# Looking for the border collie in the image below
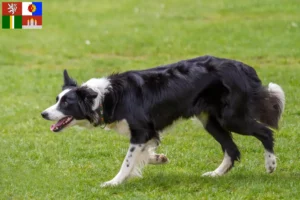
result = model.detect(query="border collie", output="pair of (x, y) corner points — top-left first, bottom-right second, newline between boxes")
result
(41, 55), (285, 187)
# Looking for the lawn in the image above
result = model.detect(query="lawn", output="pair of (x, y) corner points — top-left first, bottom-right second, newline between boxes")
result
(1, 0), (300, 199)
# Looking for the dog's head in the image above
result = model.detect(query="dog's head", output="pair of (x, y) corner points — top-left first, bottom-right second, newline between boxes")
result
(41, 70), (100, 132)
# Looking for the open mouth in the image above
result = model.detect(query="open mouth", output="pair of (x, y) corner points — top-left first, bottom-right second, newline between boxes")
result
(50, 116), (74, 132)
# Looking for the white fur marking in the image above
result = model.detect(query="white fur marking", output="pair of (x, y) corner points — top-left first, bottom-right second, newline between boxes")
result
(265, 151), (276, 173)
(43, 89), (71, 120)
(81, 78), (111, 110)
(101, 144), (147, 187)
(202, 151), (232, 177)
(268, 82), (285, 112)
(148, 153), (169, 165)
(101, 140), (158, 187)
(101, 144), (143, 187)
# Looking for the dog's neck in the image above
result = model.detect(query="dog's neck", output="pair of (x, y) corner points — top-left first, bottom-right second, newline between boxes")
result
(81, 77), (111, 126)
(81, 77), (111, 111)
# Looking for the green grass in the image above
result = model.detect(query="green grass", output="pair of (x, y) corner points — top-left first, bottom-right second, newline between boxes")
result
(1, 0), (300, 199)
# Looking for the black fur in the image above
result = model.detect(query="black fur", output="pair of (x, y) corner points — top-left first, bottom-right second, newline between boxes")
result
(76, 87), (100, 125)
(63, 70), (77, 90)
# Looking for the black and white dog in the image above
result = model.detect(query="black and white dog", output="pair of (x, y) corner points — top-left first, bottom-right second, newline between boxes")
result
(41, 55), (285, 187)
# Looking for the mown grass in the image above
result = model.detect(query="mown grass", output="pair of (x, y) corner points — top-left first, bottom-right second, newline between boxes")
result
(1, 0), (300, 199)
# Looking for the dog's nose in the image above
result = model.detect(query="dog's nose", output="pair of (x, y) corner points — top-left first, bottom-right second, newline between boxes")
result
(41, 112), (49, 119)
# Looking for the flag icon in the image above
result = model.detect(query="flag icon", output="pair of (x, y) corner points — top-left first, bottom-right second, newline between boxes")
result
(22, 2), (42, 16)
(2, 2), (22, 15)
(2, 15), (22, 29)
(2, 2), (42, 29)
(22, 16), (42, 29)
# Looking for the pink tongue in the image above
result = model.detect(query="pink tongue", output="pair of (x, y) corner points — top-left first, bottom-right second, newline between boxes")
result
(50, 118), (66, 131)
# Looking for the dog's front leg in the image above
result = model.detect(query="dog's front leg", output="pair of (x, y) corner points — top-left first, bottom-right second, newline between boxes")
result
(101, 143), (147, 187)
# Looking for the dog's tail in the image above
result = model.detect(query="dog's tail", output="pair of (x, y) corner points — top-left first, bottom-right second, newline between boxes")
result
(256, 83), (285, 129)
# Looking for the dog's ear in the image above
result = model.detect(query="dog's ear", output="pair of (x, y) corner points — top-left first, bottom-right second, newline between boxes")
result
(76, 87), (99, 125)
(76, 87), (98, 101)
(62, 69), (77, 90)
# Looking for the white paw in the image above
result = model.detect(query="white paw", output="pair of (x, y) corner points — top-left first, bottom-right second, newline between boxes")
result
(149, 154), (169, 165)
(202, 171), (221, 177)
(100, 180), (122, 187)
(265, 152), (277, 173)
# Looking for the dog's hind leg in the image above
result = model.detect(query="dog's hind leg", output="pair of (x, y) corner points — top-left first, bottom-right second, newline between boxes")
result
(198, 114), (240, 177)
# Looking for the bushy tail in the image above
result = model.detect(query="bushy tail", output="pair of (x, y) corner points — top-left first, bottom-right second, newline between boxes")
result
(268, 82), (285, 114)
(257, 83), (285, 129)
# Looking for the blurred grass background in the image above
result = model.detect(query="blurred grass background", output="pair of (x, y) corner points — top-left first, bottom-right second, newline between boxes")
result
(1, 0), (300, 199)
